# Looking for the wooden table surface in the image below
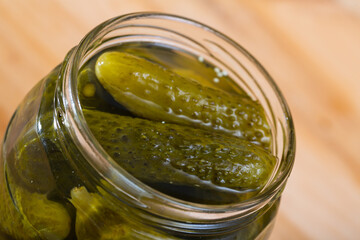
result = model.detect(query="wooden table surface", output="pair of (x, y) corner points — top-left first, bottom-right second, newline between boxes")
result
(1, 0), (360, 239)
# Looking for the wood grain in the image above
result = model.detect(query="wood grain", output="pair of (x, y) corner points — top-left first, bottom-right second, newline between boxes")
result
(1, 0), (359, 239)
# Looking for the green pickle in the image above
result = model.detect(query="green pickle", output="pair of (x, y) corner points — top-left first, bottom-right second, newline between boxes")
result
(112, 43), (245, 95)
(0, 157), (71, 240)
(95, 51), (271, 149)
(0, 44), (278, 239)
(70, 186), (174, 240)
(84, 109), (276, 203)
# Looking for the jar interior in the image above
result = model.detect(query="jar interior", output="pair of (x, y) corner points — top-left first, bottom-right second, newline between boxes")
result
(64, 13), (295, 222)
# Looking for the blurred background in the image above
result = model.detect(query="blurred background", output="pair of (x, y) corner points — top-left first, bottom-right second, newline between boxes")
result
(0, 0), (359, 239)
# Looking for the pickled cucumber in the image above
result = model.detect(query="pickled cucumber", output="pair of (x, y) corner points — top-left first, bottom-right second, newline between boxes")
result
(70, 186), (175, 240)
(95, 51), (271, 149)
(0, 174), (71, 240)
(70, 186), (131, 240)
(111, 42), (244, 94)
(84, 110), (276, 196)
(7, 137), (55, 193)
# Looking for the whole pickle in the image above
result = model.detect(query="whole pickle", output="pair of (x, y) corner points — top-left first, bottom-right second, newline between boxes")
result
(95, 52), (271, 149)
(0, 174), (71, 240)
(70, 186), (175, 240)
(84, 110), (276, 196)
(113, 43), (244, 95)
(7, 136), (56, 193)
(70, 186), (131, 240)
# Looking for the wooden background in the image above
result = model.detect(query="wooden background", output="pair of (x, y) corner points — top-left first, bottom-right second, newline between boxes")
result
(1, 0), (360, 239)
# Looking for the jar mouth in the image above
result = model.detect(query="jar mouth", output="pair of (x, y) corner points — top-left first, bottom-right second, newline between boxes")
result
(62, 12), (296, 221)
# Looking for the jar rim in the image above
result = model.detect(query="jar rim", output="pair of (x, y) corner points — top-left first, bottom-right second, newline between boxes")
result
(62, 12), (296, 221)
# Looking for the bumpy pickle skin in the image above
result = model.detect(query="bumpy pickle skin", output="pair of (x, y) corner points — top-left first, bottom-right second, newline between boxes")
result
(113, 43), (245, 95)
(70, 186), (175, 240)
(95, 51), (271, 149)
(84, 110), (276, 194)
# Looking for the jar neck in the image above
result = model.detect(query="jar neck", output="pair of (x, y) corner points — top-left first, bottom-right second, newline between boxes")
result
(55, 12), (295, 231)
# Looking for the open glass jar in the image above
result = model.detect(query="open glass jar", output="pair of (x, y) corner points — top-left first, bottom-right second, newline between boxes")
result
(0, 13), (295, 240)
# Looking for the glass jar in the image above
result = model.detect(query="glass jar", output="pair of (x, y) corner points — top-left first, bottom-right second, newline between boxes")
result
(0, 13), (295, 240)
